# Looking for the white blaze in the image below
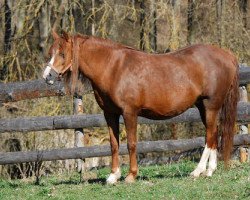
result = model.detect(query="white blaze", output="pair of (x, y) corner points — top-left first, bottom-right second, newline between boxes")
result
(43, 55), (55, 79)
(43, 66), (51, 79)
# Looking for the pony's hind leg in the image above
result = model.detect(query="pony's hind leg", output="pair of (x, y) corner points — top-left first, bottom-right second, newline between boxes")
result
(191, 102), (219, 177)
(104, 112), (121, 184)
(204, 109), (219, 177)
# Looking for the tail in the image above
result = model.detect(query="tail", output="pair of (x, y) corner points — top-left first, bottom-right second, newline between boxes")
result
(219, 63), (239, 166)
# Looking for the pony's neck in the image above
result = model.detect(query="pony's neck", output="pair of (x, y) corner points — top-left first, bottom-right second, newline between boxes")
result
(78, 37), (116, 84)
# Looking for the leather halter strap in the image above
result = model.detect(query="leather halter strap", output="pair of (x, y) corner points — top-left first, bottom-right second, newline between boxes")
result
(48, 61), (72, 76)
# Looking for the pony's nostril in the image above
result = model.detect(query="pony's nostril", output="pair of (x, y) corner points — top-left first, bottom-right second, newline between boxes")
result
(49, 73), (52, 77)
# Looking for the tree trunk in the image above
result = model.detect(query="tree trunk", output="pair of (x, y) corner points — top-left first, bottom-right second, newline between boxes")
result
(91, 0), (95, 35)
(239, 0), (248, 28)
(108, 0), (140, 47)
(61, 0), (69, 31)
(71, 0), (85, 34)
(139, 0), (146, 50)
(170, 0), (181, 50)
(187, 0), (195, 44)
(149, 0), (157, 52)
(38, 1), (50, 56)
(1, 0), (12, 81)
(52, 0), (67, 31)
(247, 0), (250, 29)
(216, 0), (223, 46)
(139, 0), (157, 52)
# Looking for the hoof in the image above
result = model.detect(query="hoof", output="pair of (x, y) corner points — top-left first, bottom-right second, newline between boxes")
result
(204, 169), (215, 177)
(190, 168), (206, 178)
(125, 174), (136, 184)
(106, 169), (121, 185)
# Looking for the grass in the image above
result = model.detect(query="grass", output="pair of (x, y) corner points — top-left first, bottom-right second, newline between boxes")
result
(0, 161), (249, 200)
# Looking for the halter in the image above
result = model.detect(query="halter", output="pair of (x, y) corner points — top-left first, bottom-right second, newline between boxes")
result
(47, 61), (72, 77)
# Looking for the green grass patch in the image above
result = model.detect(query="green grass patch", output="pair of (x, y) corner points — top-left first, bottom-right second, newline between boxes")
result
(0, 161), (249, 200)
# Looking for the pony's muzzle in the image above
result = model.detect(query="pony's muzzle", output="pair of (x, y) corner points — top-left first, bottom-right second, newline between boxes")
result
(45, 75), (54, 85)
(43, 66), (58, 85)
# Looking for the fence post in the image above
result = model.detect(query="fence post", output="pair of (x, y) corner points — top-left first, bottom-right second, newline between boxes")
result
(73, 93), (85, 173)
(239, 86), (249, 162)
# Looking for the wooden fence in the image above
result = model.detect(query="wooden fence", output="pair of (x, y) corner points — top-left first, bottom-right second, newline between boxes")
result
(0, 66), (250, 165)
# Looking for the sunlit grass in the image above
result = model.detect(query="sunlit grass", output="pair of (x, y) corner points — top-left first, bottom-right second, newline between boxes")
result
(0, 161), (249, 200)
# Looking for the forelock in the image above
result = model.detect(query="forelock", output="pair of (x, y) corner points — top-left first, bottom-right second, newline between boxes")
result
(49, 38), (68, 55)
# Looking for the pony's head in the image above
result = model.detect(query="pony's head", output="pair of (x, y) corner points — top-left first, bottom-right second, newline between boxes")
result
(43, 30), (73, 85)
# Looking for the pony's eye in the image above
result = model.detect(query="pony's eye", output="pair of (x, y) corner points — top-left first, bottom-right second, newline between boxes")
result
(59, 52), (64, 58)
(47, 56), (52, 62)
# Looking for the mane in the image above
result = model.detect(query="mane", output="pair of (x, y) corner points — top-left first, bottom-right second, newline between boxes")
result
(64, 34), (90, 95)
(88, 36), (139, 52)
(73, 33), (89, 41)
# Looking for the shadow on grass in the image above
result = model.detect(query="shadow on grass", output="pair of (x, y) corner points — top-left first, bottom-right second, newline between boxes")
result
(153, 172), (190, 179)
(87, 178), (106, 185)
(49, 168), (193, 186)
(51, 177), (107, 186)
(136, 171), (191, 181)
(30, 161), (197, 187)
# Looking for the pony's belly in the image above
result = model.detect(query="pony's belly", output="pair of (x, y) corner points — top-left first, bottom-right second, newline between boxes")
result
(139, 107), (188, 120)
(139, 94), (198, 120)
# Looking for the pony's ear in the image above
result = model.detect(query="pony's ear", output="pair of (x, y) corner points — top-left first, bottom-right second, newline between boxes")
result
(52, 29), (60, 40)
(62, 30), (70, 42)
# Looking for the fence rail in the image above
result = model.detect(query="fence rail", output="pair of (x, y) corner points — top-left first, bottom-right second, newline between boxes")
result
(1, 134), (249, 165)
(0, 66), (249, 105)
(0, 79), (66, 106)
(0, 102), (249, 133)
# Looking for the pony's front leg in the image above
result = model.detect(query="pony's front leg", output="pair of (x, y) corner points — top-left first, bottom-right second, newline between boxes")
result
(123, 110), (138, 183)
(104, 112), (121, 184)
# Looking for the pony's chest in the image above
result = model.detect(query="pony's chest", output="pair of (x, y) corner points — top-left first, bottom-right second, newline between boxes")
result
(93, 89), (121, 113)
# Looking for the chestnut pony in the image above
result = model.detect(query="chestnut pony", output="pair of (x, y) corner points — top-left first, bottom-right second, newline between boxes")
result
(43, 31), (239, 184)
